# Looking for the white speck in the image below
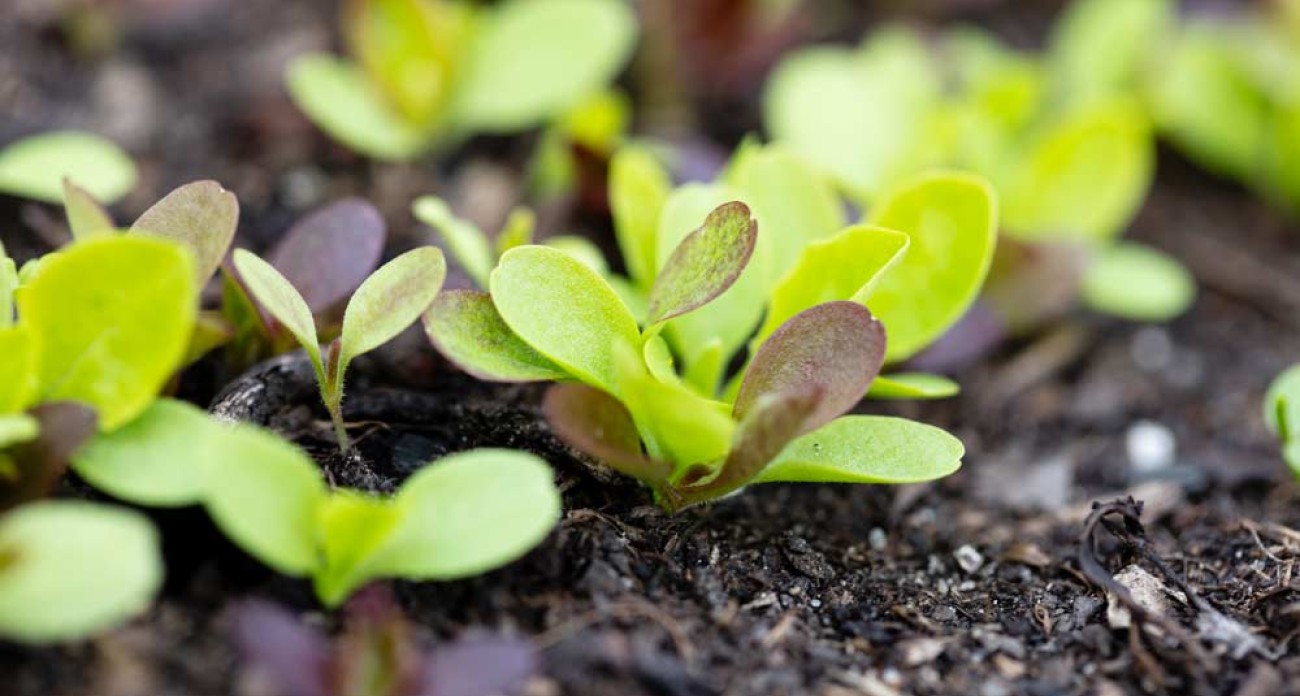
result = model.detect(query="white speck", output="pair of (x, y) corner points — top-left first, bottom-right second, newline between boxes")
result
(1126, 420), (1176, 474)
(868, 527), (888, 551)
(954, 545), (983, 574)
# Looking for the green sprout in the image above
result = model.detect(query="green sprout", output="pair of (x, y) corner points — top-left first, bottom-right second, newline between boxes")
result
(232, 246), (446, 451)
(762, 3), (1194, 327)
(286, 0), (637, 160)
(0, 131), (137, 204)
(1266, 365), (1300, 476)
(0, 500), (162, 644)
(425, 165), (996, 509)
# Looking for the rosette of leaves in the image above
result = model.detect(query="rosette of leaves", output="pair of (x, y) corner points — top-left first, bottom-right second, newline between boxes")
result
(233, 586), (537, 696)
(0, 131), (136, 204)
(76, 403), (560, 606)
(762, 3), (1194, 327)
(286, 0), (637, 160)
(425, 194), (984, 510)
(0, 501), (163, 644)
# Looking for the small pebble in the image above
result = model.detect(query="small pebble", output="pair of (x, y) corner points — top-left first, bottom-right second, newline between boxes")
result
(954, 544), (984, 574)
(1126, 420), (1177, 474)
(932, 605), (957, 622)
(868, 527), (888, 551)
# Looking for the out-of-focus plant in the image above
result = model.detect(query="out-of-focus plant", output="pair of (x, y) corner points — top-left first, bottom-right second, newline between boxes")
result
(286, 0), (637, 161)
(233, 586), (537, 696)
(763, 0), (1194, 329)
(1266, 364), (1300, 475)
(0, 132), (136, 204)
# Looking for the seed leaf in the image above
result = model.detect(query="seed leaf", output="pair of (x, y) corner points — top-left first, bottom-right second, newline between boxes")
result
(423, 290), (567, 382)
(268, 198), (386, 315)
(62, 179), (115, 240)
(489, 245), (640, 392)
(866, 172), (998, 362)
(0, 501), (161, 644)
(131, 181), (239, 284)
(542, 383), (671, 483)
(413, 196), (494, 288)
(19, 236), (197, 431)
(285, 54), (428, 161)
(232, 249), (322, 370)
(867, 373), (960, 400)
(646, 202), (757, 327)
(339, 246), (446, 367)
(1080, 241), (1194, 321)
(609, 145), (670, 289)
(0, 131), (137, 204)
(755, 415), (964, 484)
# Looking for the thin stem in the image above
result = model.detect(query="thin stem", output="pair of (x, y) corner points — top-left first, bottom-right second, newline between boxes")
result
(327, 396), (350, 454)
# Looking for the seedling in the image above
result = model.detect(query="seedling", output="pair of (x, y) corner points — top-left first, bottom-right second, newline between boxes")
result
(286, 0), (637, 160)
(762, 5), (1194, 327)
(1266, 365), (1300, 475)
(0, 131), (136, 204)
(0, 500), (162, 644)
(426, 198), (977, 510)
(233, 246), (446, 451)
(233, 586), (536, 696)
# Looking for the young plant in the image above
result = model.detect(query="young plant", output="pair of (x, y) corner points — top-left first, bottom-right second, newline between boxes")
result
(286, 0), (637, 160)
(1266, 365), (1300, 476)
(425, 197), (979, 510)
(762, 6), (1194, 329)
(0, 500), (162, 644)
(233, 586), (537, 696)
(0, 131), (136, 204)
(232, 246), (446, 451)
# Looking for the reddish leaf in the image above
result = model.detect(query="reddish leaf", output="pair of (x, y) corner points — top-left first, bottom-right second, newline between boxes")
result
(734, 301), (885, 434)
(0, 403), (98, 512)
(268, 199), (386, 316)
(542, 384), (671, 484)
(646, 201), (757, 325)
(232, 600), (332, 696)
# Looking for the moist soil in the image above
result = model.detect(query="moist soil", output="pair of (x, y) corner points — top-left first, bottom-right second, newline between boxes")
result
(4, 1), (1300, 695)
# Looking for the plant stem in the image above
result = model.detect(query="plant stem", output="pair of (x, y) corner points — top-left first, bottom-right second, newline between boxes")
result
(326, 393), (349, 454)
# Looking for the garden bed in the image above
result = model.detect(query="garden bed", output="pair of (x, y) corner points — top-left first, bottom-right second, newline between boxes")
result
(4, 0), (1300, 694)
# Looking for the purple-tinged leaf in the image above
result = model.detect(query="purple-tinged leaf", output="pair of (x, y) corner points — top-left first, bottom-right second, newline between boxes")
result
(232, 600), (331, 696)
(62, 179), (114, 240)
(131, 180), (239, 285)
(542, 384), (671, 484)
(0, 403), (98, 512)
(332, 584), (422, 696)
(645, 201), (756, 326)
(734, 301), (885, 433)
(423, 290), (566, 383)
(422, 634), (538, 696)
(269, 199), (386, 316)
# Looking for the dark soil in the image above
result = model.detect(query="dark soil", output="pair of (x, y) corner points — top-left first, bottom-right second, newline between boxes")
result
(5, 1), (1300, 695)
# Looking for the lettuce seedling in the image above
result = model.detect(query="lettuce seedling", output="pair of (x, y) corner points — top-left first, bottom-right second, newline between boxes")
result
(234, 586), (536, 696)
(286, 0), (637, 160)
(233, 246), (446, 451)
(0, 131), (136, 204)
(426, 200), (970, 510)
(0, 500), (162, 644)
(762, 8), (1194, 327)
(1266, 365), (1300, 476)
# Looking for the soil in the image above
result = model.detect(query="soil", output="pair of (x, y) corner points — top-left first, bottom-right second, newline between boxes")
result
(4, 1), (1300, 695)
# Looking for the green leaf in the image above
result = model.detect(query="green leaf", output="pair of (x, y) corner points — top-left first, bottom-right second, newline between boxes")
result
(642, 334), (680, 386)
(866, 172), (998, 363)
(203, 425), (326, 576)
(314, 491), (402, 607)
(615, 355), (735, 469)
(1002, 99), (1153, 243)
(19, 236), (197, 431)
(544, 235), (609, 275)
(735, 302), (885, 433)
(451, 0), (637, 132)
(610, 145), (671, 289)
(423, 290), (567, 382)
(0, 326), (38, 414)
(1266, 364), (1300, 444)
(1, 244), (16, 328)
(285, 54), (429, 161)
(755, 416), (964, 484)
(763, 29), (943, 201)
(495, 207), (536, 256)
(339, 246), (446, 367)
(1080, 241), (1195, 321)
(542, 384), (671, 483)
(412, 196), (494, 288)
(367, 449), (560, 580)
(130, 181), (240, 285)
(232, 249), (322, 372)
(727, 144), (846, 286)
(62, 179), (115, 240)
(0, 414), (39, 450)
(647, 202), (757, 326)
(1047, 0), (1172, 109)
(867, 373), (960, 400)
(756, 225), (909, 346)
(490, 245), (640, 393)
(0, 132), (136, 204)
(72, 399), (218, 506)
(0, 501), (161, 644)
